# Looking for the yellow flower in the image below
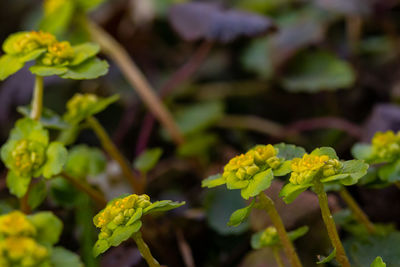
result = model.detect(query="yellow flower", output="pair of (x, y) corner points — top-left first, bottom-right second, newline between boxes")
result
(0, 236), (49, 266)
(0, 211), (36, 238)
(12, 31), (56, 54)
(94, 194), (151, 234)
(64, 93), (99, 123)
(11, 139), (46, 177)
(41, 41), (74, 66)
(289, 154), (342, 184)
(260, 226), (278, 245)
(371, 130), (400, 160)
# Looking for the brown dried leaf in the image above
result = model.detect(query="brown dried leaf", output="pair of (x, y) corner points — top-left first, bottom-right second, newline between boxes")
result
(168, 2), (276, 43)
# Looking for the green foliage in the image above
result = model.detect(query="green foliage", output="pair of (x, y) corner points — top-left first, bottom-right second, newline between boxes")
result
(0, 118), (68, 197)
(371, 257), (387, 267)
(316, 249), (336, 264)
(64, 93), (119, 125)
(134, 148), (163, 174)
(251, 226), (308, 249)
(28, 180), (47, 210)
(64, 145), (106, 178)
(93, 194), (185, 256)
(0, 31), (108, 80)
(227, 198), (255, 227)
(17, 106), (69, 130)
(51, 247), (84, 267)
(281, 50), (355, 93)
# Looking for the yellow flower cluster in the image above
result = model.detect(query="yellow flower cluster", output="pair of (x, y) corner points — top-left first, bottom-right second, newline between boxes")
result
(260, 226), (278, 245)
(42, 41), (74, 66)
(223, 145), (280, 181)
(11, 139), (46, 177)
(12, 31), (56, 54)
(0, 237), (49, 267)
(290, 154), (342, 184)
(64, 93), (98, 122)
(0, 212), (50, 267)
(0, 211), (36, 238)
(371, 130), (400, 160)
(94, 194), (151, 239)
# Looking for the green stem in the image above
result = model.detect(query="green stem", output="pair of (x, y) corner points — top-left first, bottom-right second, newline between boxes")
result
(272, 247), (285, 267)
(339, 187), (375, 234)
(314, 180), (350, 267)
(60, 172), (107, 208)
(258, 193), (303, 267)
(132, 231), (161, 267)
(31, 76), (44, 121)
(86, 116), (143, 193)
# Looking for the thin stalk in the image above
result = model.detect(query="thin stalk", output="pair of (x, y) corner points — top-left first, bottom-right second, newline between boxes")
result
(31, 76), (44, 121)
(339, 187), (376, 234)
(21, 76), (44, 213)
(132, 231), (161, 267)
(86, 116), (143, 193)
(258, 193), (303, 267)
(272, 247), (285, 267)
(61, 172), (107, 208)
(87, 21), (184, 146)
(314, 180), (350, 267)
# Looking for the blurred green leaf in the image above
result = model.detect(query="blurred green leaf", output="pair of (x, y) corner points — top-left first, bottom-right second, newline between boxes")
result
(281, 50), (355, 93)
(0, 55), (24, 81)
(17, 106), (69, 130)
(134, 148), (163, 174)
(42, 142), (68, 178)
(51, 247), (84, 267)
(227, 198), (255, 227)
(371, 257), (387, 267)
(274, 143), (306, 160)
(29, 212), (63, 245)
(143, 200), (185, 214)
(352, 143), (373, 161)
(241, 37), (273, 79)
(60, 58), (109, 80)
(28, 180), (47, 210)
(317, 248), (336, 264)
(40, 0), (75, 35)
(279, 182), (312, 204)
(202, 174), (226, 188)
(65, 145), (106, 178)
(241, 168), (274, 199)
(6, 171), (31, 198)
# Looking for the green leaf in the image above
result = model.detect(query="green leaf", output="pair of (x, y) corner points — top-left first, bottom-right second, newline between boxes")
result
(65, 145), (106, 178)
(279, 183), (312, 204)
(125, 208), (143, 226)
(30, 65), (68, 77)
(40, 0), (75, 35)
(345, 231), (400, 267)
(227, 198), (255, 227)
(29, 212), (63, 245)
(371, 257), (387, 267)
(9, 118), (49, 145)
(93, 239), (109, 257)
(378, 160), (400, 183)
(241, 37), (273, 79)
(51, 247), (83, 267)
(134, 148), (163, 173)
(317, 248), (336, 264)
(282, 50), (355, 93)
(108, 220), (142, 247)
(352, 143), (373, 161)
(42, 142), (68, 178)
(0, 55), (24, 80)
(241, 168), (274, 199)
(17, 106), (69, 130)
(60, 58), (109, 80)
(177, 132), (218, 157)
(251, 230), (267, 249)
(1, 140), (18, 169)
(71, 43), (100, 66)
(77, 0), (105, 10)
(28, 180), (47, 210)
(340, 160), (369, 185)
(18, 48), (47, 63)
(6, 171), (31, 197)
(205, 187), (249, 235)
(143, 200), (185, 214)
(226, 174), (249, 190)
(172, 101), (224, 137)
(288, 225), (309, 241)
(274, 143), (306, 160)
(89, 94), (120, 117)
(273, 160), (292, 176)
(310, 147), (338, 159)
(3, 32), (28, 54)
(202, 174), (226, 188)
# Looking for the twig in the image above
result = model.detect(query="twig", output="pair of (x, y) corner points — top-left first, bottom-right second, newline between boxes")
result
(60, 172), (107, 208)
(87, 20), (184, 146)
(176, 229), (196, 267)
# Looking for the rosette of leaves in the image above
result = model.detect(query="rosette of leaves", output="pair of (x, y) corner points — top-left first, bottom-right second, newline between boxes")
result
(0, 30), (108, 81)
(352, 130), (400, 184)
(0, 211), (83, 267)
(41, 0), (105, 36)
(93, 194), (185, 257)
(280, 147), (369, 204)
(251, 226), (308, 249)
(0, 118), (68, 197)
(63, 93), (119, 125)
(202, 143), (306, 200)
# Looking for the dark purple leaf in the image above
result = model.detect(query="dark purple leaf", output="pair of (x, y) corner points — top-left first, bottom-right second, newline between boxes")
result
(168, 2), (276, 43)
(362, 104), (400, 142)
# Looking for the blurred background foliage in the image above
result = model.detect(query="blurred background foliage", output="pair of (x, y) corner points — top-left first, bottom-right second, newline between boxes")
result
(2, 0), (400, 266)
